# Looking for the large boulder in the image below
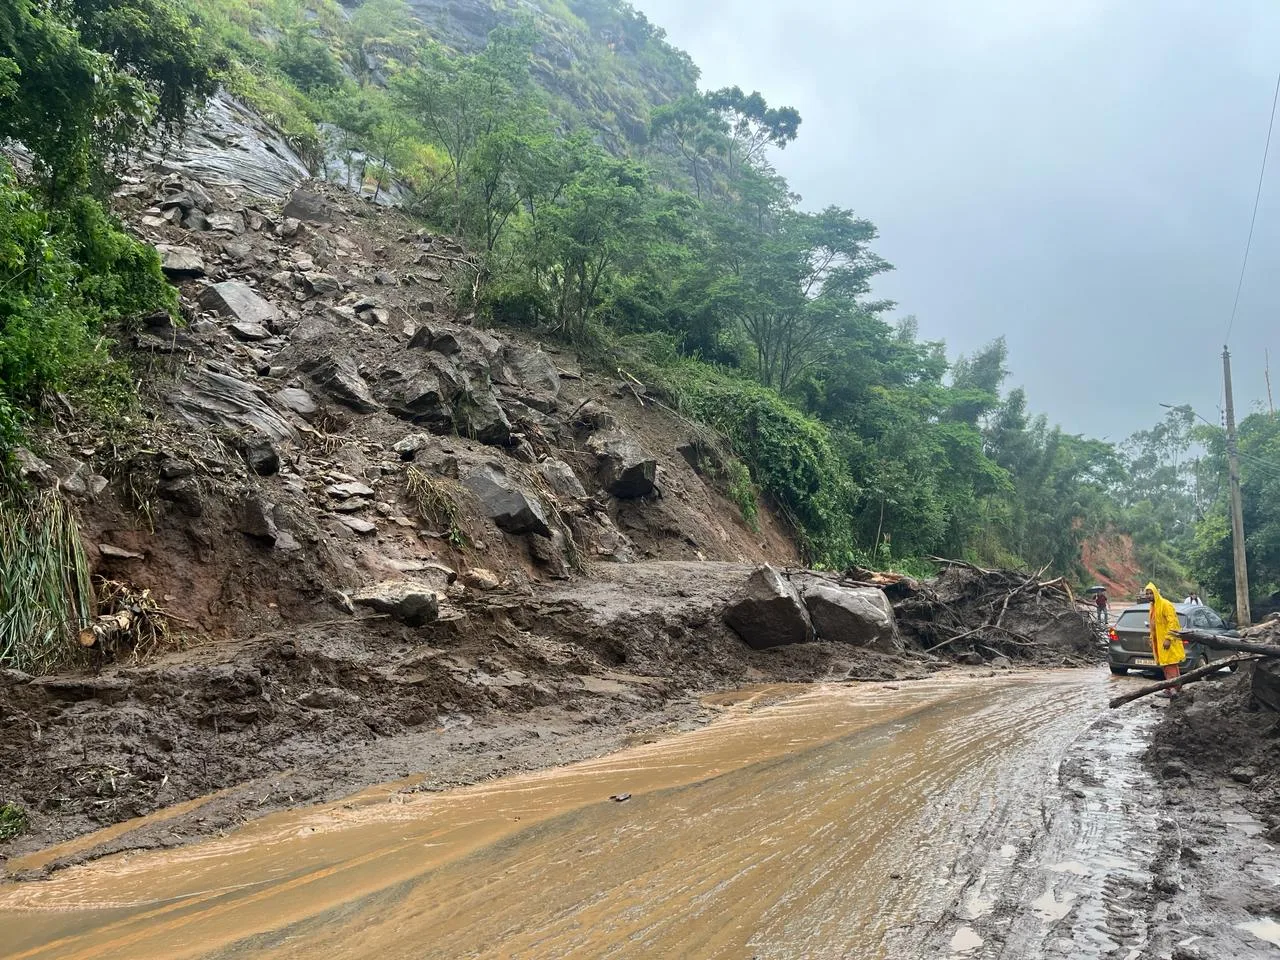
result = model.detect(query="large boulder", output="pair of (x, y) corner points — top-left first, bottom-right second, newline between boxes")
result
(155, 244), (206, 278)
(455, 386), (512, 446)
(505, 345), (561, 404)
(802, 582), (903, 652)
(463, 464), (551, 537)
(199, 281), (279, 330)
(301, 356), (379, 413)
(283, 188), (333, 223)
(589, 433), (657, 499)
(538, 459), (586, 499)
(351, 581), (439, 626)
(724, 565), (814, 650)
(167, 368), (299, 445)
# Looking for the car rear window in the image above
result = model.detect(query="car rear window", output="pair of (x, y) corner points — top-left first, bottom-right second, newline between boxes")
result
(1115, 609), (1188, 628)
(1115, 610), (1148, 628)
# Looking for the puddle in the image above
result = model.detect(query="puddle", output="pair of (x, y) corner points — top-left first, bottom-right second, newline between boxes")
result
(950, 925), (985, 954)
(1032, 889), (1076, 922)
(1239, 917), (1280, 947)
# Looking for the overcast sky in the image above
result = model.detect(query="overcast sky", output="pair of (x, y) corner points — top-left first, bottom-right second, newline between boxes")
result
(631, 0), (1280, 440)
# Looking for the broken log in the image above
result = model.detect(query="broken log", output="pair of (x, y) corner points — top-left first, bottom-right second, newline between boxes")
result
(1108, 655), (1259, 708)
(1176, 630), (1280, 659)
(78, 610), (136, 648)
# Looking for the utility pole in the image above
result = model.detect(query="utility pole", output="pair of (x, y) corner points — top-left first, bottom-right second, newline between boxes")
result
(1223, 345), (1252, 626)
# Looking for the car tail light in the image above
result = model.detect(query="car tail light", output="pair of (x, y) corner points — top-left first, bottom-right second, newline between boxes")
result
(1108, 628), (1118, 642)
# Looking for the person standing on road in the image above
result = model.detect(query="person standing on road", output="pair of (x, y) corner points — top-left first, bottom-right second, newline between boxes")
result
(1142, 582), (1184, 696)
(1094, 589), (1109, 625)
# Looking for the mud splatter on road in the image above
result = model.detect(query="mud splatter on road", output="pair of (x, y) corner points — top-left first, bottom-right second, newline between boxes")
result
(0, 670), (1269, 959)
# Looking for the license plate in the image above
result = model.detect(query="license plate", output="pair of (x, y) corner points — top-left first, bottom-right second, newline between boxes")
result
(1132, 658), (1156, 667)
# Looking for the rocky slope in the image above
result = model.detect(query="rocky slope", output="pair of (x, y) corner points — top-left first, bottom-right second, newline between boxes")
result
(0, 95), (1098, 872)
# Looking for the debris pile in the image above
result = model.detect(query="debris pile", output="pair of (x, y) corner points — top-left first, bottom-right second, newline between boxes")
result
(851, 561), (1102, 666)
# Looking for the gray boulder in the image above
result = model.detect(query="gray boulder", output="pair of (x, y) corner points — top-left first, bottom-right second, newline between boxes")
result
(463, 464), (551, 537)
(155, 244), (206, 278)
(302, 356), (379, 413)
(506, 345), (561, 400)
(199, 281), (279, 330)
(802, 582), (903, 652)
(274, 387), (318, 420)
(351, 581), (439, 626)
(724, 565), (815, 650)
(239, 494), (279, 542)
(538, 459), (586, 499)
(455, 386), (511, 446)
(283, 188), (333, 223)
(589, 433), (657, 499)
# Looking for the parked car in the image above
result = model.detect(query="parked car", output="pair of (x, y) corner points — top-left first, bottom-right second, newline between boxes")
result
(1107, 602), (1238, 676)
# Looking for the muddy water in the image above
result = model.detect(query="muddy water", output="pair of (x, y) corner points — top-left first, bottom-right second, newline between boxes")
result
(2, 671), (1129, 959)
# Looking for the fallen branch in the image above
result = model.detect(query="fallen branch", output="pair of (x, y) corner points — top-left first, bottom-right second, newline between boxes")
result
(1177, 630), (1280, 659)
(1108, 655), (1260, 709)
(926, 556), (994, 575)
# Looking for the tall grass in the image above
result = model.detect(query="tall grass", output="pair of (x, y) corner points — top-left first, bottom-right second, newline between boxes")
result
(0, 491), (93, 674)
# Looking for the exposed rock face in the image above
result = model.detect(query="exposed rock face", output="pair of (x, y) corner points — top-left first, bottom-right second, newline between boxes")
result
(301, 356), (380, 413)
(723, 565), (815, 650)
(167, 368), (299, 445)
(199, 281), (279, 330)
(350, 581), (439, 626)
(142, 91), (309, 200)
(801, 582), (903, 652)
(589, 433), (658, 499)
(463, 464), (551, 537)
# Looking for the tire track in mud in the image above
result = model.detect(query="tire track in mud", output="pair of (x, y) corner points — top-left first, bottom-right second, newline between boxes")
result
(3, 671), (1166, 960)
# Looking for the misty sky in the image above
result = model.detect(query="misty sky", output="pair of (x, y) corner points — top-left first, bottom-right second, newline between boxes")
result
(632, 0), (1280, 441)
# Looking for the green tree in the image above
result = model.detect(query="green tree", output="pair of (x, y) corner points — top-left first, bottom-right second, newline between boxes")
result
(0, 0), (221, 200)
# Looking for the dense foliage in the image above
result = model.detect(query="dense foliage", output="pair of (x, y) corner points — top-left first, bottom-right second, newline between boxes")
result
(3, 0), (1239, 589)
(0, 0), (214, 449)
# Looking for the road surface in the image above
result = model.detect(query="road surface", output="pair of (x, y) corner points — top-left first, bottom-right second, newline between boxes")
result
(2, 670), (1275, 959)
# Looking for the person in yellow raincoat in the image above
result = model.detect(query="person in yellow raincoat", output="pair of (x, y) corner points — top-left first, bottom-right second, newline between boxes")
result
(1141, 582), (1185, 695)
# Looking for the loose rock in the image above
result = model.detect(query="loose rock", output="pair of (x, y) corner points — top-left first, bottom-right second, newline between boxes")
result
(724, 565), (815, 649)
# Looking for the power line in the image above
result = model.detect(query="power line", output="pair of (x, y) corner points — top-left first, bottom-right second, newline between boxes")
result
(1225, 67), (1280, 345)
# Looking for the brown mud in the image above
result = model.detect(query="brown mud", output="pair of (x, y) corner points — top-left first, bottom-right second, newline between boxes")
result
(8, 670), (1276, 960)
(0, 562), (929, 872)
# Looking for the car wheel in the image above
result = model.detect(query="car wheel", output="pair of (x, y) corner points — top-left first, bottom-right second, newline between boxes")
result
(1109, 664), (1128, 676)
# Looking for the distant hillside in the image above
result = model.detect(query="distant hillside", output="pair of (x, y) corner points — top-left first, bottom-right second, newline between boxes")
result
(400, 0), (700, 147)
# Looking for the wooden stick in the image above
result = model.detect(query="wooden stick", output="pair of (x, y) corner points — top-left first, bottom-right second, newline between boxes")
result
(926, 556), (994, 575)
(1176, 630), (1280, 659)
(1108, 655), (1260, 709)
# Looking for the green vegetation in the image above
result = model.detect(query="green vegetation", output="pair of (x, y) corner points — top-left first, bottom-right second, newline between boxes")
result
(0, 802), (28, 842)
(0, 491), (94, 673)
(0, 0), (218, 448)
(1, 0), (1230, 592)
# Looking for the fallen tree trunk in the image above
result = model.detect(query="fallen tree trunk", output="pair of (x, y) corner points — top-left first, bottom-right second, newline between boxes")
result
(1176, 630), (1280, 659)
(1108, 655), (1260, 709)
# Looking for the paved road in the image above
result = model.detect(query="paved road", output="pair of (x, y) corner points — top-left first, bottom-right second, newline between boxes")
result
(1, 670), (1269, 959)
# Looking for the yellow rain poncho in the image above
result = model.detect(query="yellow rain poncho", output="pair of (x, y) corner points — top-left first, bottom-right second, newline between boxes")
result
(1146, 582), (1184, 666)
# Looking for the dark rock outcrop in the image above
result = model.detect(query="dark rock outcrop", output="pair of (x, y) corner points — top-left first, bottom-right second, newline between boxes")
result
(589, 433), (657, 499)
(463, 464), (551, 537)
(724, 565), (815, 649)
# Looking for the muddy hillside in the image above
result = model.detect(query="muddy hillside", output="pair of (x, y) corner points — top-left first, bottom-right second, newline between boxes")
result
(0, 103), (1098, 873)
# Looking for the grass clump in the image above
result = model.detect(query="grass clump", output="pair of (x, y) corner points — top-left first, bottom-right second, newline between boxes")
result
(0, 490), (94, 674)
(405, 467), (469, 547)
(0, 803), (28, 842)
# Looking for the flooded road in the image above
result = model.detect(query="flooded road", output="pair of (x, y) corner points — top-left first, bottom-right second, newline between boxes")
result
(1, 671), (1178, 959)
